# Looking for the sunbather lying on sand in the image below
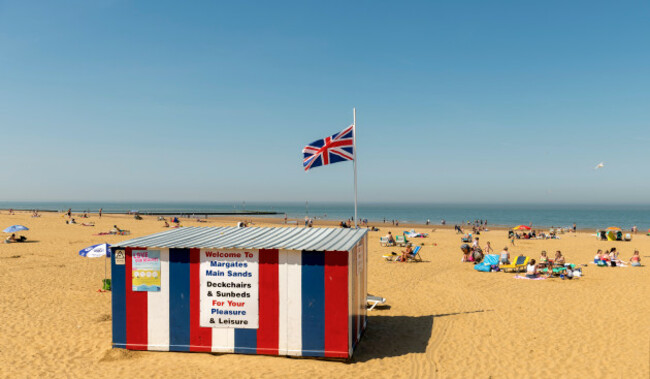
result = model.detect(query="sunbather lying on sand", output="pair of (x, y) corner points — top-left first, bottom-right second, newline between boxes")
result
(5, 234), (26, 243)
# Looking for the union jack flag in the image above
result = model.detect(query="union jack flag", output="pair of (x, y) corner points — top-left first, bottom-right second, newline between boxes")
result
(302, 125), (355, 171)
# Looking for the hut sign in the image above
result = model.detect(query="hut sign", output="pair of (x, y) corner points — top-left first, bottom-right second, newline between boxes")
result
(200, 249), (259, 328)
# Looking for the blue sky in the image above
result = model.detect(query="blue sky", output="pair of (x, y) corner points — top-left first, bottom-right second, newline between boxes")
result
(1, 1), (649, 204)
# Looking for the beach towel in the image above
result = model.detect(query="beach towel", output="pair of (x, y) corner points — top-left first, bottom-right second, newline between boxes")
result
(473, 254), (499, 272)
(590, 261), (627, 268)
(514, 275), (547, 280)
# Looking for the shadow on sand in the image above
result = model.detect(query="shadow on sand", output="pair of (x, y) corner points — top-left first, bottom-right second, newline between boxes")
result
(353, 310), (492, 362)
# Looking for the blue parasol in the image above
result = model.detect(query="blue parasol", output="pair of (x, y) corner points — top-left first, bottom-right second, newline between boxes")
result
(3, 225), (29, 233)
(78, 243), (112, 290)
(79, 243), (111, 258)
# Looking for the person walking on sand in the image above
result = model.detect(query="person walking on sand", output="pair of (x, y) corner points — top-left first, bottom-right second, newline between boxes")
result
(484, 241), (493, 254)
(99, 208), (102, 218)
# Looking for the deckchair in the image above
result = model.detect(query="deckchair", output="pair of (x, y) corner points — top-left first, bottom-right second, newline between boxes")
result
(367, 295), (386, 311)
(406, 246), (422, 262)
(500, 255), (529, 273)
(382, 246), (422, 262)
(395, 235), (408, 246)
(380, 237), (394, 247)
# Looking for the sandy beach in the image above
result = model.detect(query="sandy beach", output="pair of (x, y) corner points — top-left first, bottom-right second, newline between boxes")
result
(1, 211), (648, 378)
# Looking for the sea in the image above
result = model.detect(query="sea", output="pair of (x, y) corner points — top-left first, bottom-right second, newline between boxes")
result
(1, 201), (649, 230)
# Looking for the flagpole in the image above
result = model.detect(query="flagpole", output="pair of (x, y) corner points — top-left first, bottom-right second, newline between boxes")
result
(353, 107), (358, 228)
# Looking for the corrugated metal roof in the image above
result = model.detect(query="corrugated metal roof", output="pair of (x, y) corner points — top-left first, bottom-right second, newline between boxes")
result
(113, 226), (367, 252)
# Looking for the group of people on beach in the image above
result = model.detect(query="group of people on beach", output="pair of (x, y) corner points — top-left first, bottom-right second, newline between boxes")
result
(460, 237), (580, 278)
(382, 218), (400, 226)
(594, 248), (641, 266)
(520, 250), (569, 278)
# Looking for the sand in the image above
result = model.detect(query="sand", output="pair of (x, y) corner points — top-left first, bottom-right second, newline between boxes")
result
(1, 211), (648, 378)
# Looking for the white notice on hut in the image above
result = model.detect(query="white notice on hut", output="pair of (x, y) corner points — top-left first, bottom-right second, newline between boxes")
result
(199, 249), (259, 329)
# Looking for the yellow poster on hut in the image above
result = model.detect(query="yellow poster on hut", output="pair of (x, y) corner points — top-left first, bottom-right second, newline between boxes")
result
(132, 250), (161, 291)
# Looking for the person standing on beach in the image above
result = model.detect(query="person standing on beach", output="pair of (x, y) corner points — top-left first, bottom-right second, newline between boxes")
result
(67, 208), (72, 218)
(99, 208), (102, 218)
(573, 223), (577, 233)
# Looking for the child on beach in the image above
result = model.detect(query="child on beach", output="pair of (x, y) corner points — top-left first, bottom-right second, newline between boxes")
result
(600, 250), (609, 264)
(594, 249), (604, 264)
(484, 241), (493, 254)
(630, 250), (641, 267)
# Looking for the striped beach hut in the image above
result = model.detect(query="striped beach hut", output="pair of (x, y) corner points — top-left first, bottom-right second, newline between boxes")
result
(110, 226), (368, 359)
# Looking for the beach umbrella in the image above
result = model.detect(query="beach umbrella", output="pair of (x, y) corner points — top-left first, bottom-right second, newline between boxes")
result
(78, 243), (111, 290)
(3, 225), (28, 233)
(513, 225), (531, 231)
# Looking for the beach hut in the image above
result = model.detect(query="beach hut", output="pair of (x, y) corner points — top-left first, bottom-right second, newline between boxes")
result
(110, 226), (368, 359)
